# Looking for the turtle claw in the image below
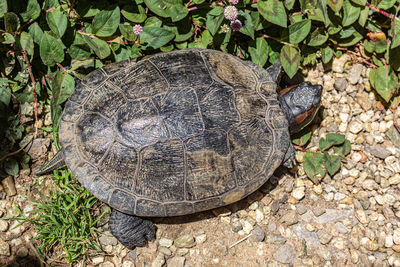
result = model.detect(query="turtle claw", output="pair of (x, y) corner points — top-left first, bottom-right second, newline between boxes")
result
(109, 209), (155, 249)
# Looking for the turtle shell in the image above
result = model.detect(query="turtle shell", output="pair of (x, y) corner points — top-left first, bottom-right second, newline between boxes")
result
(59, 49), (291, 217)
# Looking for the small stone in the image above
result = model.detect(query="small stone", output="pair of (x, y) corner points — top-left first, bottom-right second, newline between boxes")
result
(267, 221), (277, 233)
(122, 261), (135, 267)
(349, 120), (363, 134)
(176, 248), (189, 256)
(339, 112), (349, 123)
(387, 126), (400, 148)
(0, 221), (8, 232)
(364, 239), (379, 251)
(92, 256), (105, 265)
(350, 249), (359, 263)
(317, 230), (332, 245)
(1, 176), (17, 197)
(250, 225), (265, 242)
(348, 64), (363, 84)
(384, 194), (396, 205)
(0, 240), (10, 256)
(255, 209), (264, 223)
(362, 179), (379, 191)
(334, 192), (346, 201)
(386, 235), (394, 248)
(174, 235), (195, 248)
(248, 201), (259, 210)
(23, 138), (50, 159)
(339, 196), (353, 205)
(100, 261), (114, 267)
(360, 197), (371, 210)
(392, 244), (400, 252)
(128, 249), (137, 260)
(272, 243), (297, 264)
(292, 187), (305, 200)
(355, 210), (369, 224)
(332, 237), (345, 250)
(389, 174), (400, 185)
(151, 253), (165, 267)
(312, 207), (326, 217)
(334, 77), (348, 91)
(158, 246), (172, 256)
(366, 145), (392, 159)
(231, 221), (243, 232)
(99, 235), (118, 246)
(220, 216), (230, 224)
(393, 229), (400, 244)
(242, 220), (254, 234)
(313, 184), (323, 195)
(159, 238), (173, 248)
(280, 210), (298, 225)
(167, 257), (185, 267)
(195, 234), (207, 245)
(332, 54), (350, 73)
(296, 204), (307, 215)
(16, 246), (28, 257)
(266, 234), (286, 245)
(334, 222), (348, 234)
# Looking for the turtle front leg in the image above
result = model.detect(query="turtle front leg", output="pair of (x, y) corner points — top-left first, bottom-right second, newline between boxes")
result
(109, 209), (156, 249)
(282, 143), (296, 169)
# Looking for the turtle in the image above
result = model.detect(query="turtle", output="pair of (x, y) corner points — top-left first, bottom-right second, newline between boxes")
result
(36, 48), (322, 249)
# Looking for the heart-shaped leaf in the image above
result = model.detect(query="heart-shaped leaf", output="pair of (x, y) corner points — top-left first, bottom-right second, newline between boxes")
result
(144, 0), (188, 22)
(307, 27), (328, 46)
(4, 12), (19, 33)
(0, 0), (7, 18)
(121, 5), (146, 23)
(52, 71), (75, 105)
(324, 152), (341, 176)
(140, 27), (175, 49)
(20, 32), (34, 57)
(40, 32), (65, 66)
(342, 0), (360, 27)
(321, 46), (334, 63)
(333, 139), (351, 156)
(206, 7), (224, 36)
(4, 158), (19, 175)
(20, 0), (40, 22)
(303, 152), (325, 183)
(369, 66), (398, 102)
(292, 130), (311, 146)
(257, 0), (287, 28)
(46, 8), (68, 38)
(319, 133), (345, 151)
(80, 33), (111, 59)
(283, 19), (311, 44)
(327, 0), (344, 12)
(248, 37), (269, 67)
(92, 6), (120, 37)
(0, 82), (11, 106)
(28, 22), (43, 44)
(280, 45), (300, 78)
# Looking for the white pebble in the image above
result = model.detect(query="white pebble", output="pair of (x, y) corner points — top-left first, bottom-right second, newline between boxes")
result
(386, 235), (394, 248)
(292, 187), (305, 200)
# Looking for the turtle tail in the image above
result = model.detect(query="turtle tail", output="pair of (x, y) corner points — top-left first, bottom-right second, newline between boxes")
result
(35, 149), (66, 175)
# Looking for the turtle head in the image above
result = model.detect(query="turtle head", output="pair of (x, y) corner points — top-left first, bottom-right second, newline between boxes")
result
(278, 82), (323, 134)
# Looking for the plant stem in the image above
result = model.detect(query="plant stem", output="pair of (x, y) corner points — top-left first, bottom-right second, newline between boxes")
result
(366, 2), (400, 22)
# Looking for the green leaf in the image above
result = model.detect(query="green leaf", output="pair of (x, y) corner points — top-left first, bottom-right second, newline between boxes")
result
(20, 0), (41, 22)
(119, 24), (136, 41)
(285, 0), (296, 9)
(358, 6), (369, 27)
(20, 32), (34, 57)
(46, 8), (68, 38)
(375, 0), (396, 10)
(121, 5), (147, 23)
(351, 0), (366, 4)
(327, 0), (343, 12)
(282, 19), (311, 44)
(292, 131), (311, 146)
(80, 34), (111, 59)
(308, 28), (328, 46)
(189, 30), (212, 48)
(239, 10), (255, 39)
(144, 16), (162, 27)
(337, 31), (363, 47)
(163, 19), (194, 42)
(333, 139), (351, 156)
(92, 6), (120, 37)
(391, 20), (400, 49)
(140, 27), (175, 49)
(0, 0), (7, 18)
(1, 32), (15, 44)
(0, 82), (11, 105)
(324, 152), (341, 176)
(280, 45), (300, 79)
(257, 0), (287, 28)
(303, 152), (325, 183)
(28, 22), (43, 44)
(248, 37), (269, 67)
(369, 65), (398, 102)
(144, 0), (188, 22)
(4, 158), (19, 175)
(342, 0), (360, 27)
(364, 39), (387, 54)
(52, 72), (75, 105)
(206, 7), (224, 36)
(4, 12), (20, 33)
(390, 47), (400, 71)
(321, 46), (334, 63)
(40, 32), (65, 66)
(319, 133), (345, 151)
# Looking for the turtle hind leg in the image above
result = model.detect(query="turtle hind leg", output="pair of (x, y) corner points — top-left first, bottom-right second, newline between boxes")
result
(109, 209), (155, 249)
(35, 149), (66, 175)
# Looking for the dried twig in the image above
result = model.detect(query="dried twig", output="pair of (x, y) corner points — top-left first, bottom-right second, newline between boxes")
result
(228, 233), (252, 248)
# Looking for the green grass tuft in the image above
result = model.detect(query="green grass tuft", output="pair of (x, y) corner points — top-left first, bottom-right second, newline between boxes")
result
(10, 169), (108, 264)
